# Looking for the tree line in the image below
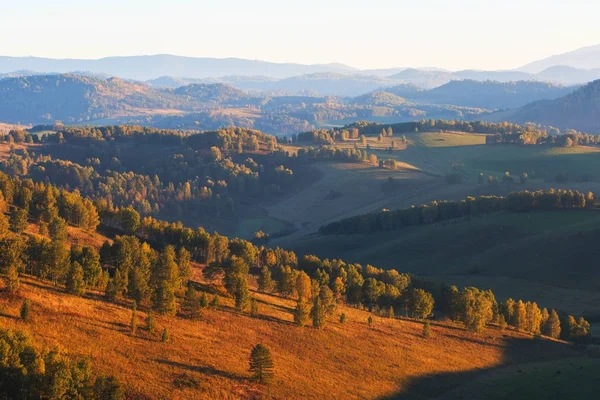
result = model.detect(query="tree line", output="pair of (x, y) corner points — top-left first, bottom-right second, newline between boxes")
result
(319, 189), (591, 235)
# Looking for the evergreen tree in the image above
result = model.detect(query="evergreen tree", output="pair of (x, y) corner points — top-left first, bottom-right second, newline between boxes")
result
(146, 311), (156, 334)
(235, 275), (250, 311)
(293, 299), (310, 327)
(210, 295), (220, 308)
(249, 344), (274, 385)
(409, 289), (434, 319)
(513, 300), (527, 330)
(258, 266), (274, 292)
(20, 299), (31, 321)
(250, 298), (259, 316)
(5, 264), (20, 294)
(423, 321), (432, 338)
(387, 306), (395, 319)
(176, 247), (192, 288)
(66, 261), (86, 296)
(199, 292), (209, 308)
(105, 279), (117, 302)
(93, 376), (125, 400)
(161, 327), (170, 343)
(10, 207), (28, 233)
(339, 313), (347, 324)
(183, 284), (202, 320)
(546, 310), (562, 339)
(153, 281), (177, 316)
(368, 315), (373, 327)
(48, 216), (68, 242)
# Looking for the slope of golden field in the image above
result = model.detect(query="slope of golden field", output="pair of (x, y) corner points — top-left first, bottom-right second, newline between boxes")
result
(0, 273), (594, 400)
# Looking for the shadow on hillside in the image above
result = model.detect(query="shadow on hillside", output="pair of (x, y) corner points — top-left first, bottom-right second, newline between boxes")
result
(153, 359), (246, 382)
(378, 331), (588, 400)
(218, 304), (295, 326)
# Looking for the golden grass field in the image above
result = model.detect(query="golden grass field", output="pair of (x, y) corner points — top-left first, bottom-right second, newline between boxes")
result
(2, 272), (595, 400)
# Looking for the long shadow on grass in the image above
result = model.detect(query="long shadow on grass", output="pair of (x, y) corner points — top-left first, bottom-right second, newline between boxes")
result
(377, 332), (589, 400)
(218, 304), (295, 326)
(153, 359), (246, 382)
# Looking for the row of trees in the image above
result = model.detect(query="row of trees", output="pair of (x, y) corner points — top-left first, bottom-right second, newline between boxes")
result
(320, 189), (592, 235)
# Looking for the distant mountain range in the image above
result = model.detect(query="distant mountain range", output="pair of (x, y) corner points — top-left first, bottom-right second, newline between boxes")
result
(1, 45), (600, 88)
(519, 45), (600, 73)
(497, 79), (600, 132)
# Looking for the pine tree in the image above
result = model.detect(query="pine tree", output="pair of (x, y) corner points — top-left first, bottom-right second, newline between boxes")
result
(20, 299), (31, 321)
(105, 279), (117, 302)
(161, 327), (170, 343)
(423, 321), (432, 338)
(10, 207), (28, 234)
(199, 292), (209, 308)
(153, 281), (177, 316)
(146, 311), (156, 334)
(183, 285), (202, 320)
(249, 344), (274, 385)
(5, 264), (20, 294)
(546, 310), (561, 339)
(513, 300), (527, 330)
(234, 275), (250, 311)
(210, 295), (220, 308)
(339, 313), (347, 324)
(250, 298), (259, 316)
(258, 266), (274, 292)
(66, 262), (86, 296)
(293, 299), (310, 327)
(368, 315), (373, 327)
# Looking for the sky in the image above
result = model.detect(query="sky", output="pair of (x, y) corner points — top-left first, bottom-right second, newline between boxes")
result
(2, 0), (599, 71)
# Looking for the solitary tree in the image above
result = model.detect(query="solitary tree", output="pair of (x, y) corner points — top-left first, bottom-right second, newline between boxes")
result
(161, 327), (170, 343)
(249, 344), (274, 385)
(20, 299), (31, 321)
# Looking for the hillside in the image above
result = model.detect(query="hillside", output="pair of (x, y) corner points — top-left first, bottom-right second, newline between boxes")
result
(350, 91), (409, 107)
(172, 83), (249, 103)
(0, 74), (190, 124)
(409, 80), (577, 110)
(503, 79), (600, 132)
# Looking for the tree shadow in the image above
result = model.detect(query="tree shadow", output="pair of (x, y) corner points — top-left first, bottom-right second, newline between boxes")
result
(153, 359), (246, 382)
(377, 336), (590, 399)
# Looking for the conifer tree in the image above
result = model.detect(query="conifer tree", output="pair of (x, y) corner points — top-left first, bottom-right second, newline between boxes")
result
(146, 311), (156, 334)
(234, 275), (250, 311)
(250, 298), (259, 316)
(339, 313), (347, 324)
(423, 321), (432, 338)
(387, 306), (395, 319)
(258, 266), (274, 292)
(211, 295), (220, 308)
(66, 262), (86, 296)
(249, 344), (274, 385)
(153, 281), (177, 316)
(293, 299), (310, 327)
(513, 300), (527, 330)
(5, 264), (20, 294)
(183, 284), (202, 320)
(105, 278), (117, 302)
(10, 207), (28, 234)
(161, 327), (170, 343)
(20, 299), (31, 321)
(199, 292), (209, 308)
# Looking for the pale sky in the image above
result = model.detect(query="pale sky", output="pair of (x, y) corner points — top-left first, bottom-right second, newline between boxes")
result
(2, 0), (599, 71)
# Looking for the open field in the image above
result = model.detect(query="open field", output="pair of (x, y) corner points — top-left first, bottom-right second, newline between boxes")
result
(288, 210), (600, 317)
(1, 275), (596, 400)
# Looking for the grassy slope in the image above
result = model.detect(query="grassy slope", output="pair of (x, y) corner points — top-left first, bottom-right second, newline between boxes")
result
(289, 210), (600, 316)
(1, 274), (596, 400)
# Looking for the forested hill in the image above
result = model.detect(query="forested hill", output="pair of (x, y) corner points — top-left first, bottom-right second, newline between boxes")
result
(0, 74), (253, 124)
(503, 79), (600, 132)
(405, 80), (577, 110)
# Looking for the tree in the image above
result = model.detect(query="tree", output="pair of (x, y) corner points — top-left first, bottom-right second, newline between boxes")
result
(119, 207), (140, 235)
(513, 300), (527, 330)
(66, 262), (86, 296)
(10, 207), (28, 233)
(93, 376), (125, 400)
(409, 289), (434, 319)
(146, 311), (156, 334)
(249, 344), (274, 385)
(543, 309), (561, 339)
(423, 321), (432, 338)
(183, 284), (202, 319)
(250, 298), (259, 316)
(20, 299), (31, 320)
(368, 315), (373, 327)
(153, 281), (177, 316)
(295, 271), (312, 302)
(176, 247), (192, 288)
(258, 266), (274, 292)
(0, 212), (9, 238)
(339, 313), (347, 324)
(293, 299), (310, 327)
(49, 216), (68, 242)
(105, 279), (117, 302)
(568, 316), (591, 343)
(234, 275), (250, 311)
(5, 264), (20, 294)
(161, 327), (170, 343)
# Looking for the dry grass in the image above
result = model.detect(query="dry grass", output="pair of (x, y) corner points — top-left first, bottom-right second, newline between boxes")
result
(0, 272), (587, 400)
